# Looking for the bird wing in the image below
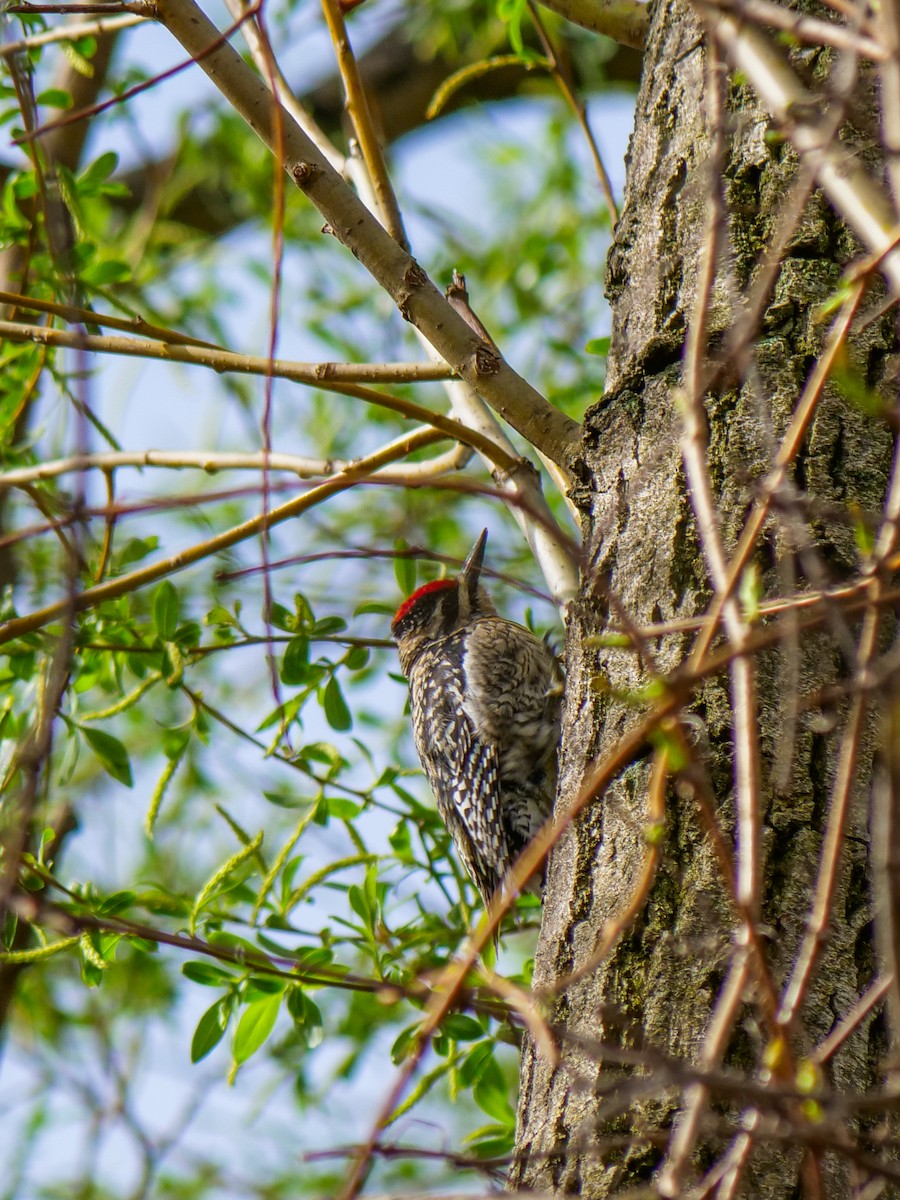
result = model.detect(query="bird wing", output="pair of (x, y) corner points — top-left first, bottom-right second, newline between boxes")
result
(451, 719), (509, 902)
(409, 654), (510, 905)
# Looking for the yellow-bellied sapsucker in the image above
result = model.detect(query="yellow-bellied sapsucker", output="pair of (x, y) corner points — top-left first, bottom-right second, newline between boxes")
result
(391, 530), (563, 909)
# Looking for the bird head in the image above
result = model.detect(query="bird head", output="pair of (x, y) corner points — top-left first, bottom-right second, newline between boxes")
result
(391, 529), (497, 674)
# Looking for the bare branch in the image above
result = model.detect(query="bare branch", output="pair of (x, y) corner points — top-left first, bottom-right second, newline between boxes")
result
(0, 438), (476, 489)
(0, 11), (145, 56)
(537, 0), (649, 49)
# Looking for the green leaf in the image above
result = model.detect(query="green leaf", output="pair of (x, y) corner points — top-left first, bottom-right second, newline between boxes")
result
(299, 742), (344, 769)
(205, 605), (237, 628)
(263, 790), (317, 811)
(191, 997), (230, 1063)
(496, 0), (533, 57)
(442, 1014), (484, 1042)
(584, 336), (611, 357)
(363, 861), (378, 912)
(326, 797), (362, 820)
(280, 637), (310, 685)
(2, 911), (17, 950)
(850, 502), (875, 557)
(117, 535), (158, 567)
(354, 600), (395, 616)
(388, 820), (412, 860)
(293, 593), (315, 630)
(257, 695), (303, 733)
(174, 621), (201, 649)
(464, 1124), (515, 1157)
(78, 149), (118, 187)
(182, 961), (236, 987)
(36, 88), (72, 109)
(206, 930), (260, 957)
(286, 987), (324, 1048)
(163, 727), (191, 760)
(83, 727), (133, 787)
(233, 991), (282, 1064)
(96, 890), (136, 916)
(312, 616), (347, 636)
(80, 957), (104, 988)
(153, 581), (179, 641)
(291, 945), (337, 973)
(347, 883), (370, 925)
(8, 650), (35, 680)
(322, 677), (352, 732)
(739, 562), (761, 623)
(391, 1022), (421, 1065)
(345, 646), (369, 671)
(82, 259), (130, 285)
(817, 281), (856, 320)
(262, 787), (314, 816)
(268, 602), (295, 632)
(244, 974), (285, 999)
(473, 1056), (515, 1123)
(394, 540), (416, 596)
(459, 1040), (493, 1086)
(648, 721), (687, 773)
(125, 936), (157, 954)
(98, 932), (122, 962)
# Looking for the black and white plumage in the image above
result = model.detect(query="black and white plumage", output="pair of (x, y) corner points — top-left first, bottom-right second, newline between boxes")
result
(391, 530), (563, 909)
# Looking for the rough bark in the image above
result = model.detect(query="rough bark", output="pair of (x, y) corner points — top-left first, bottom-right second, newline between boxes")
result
(512, 1), (895, 1195)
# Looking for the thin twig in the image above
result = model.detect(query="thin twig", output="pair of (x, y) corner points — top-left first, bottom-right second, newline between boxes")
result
(319, 0), (408, 247)
(0, 441), (473, 488)
(0, 12), (145, 56)
(688, 281), (865, 667)
(658, 951), (753, 1197)
(811, 975), (892, 1066)
(876, 682), (900, 1053)
(527, 1), (618, 227)
(875, 0), (900, 211)
(540, 740), (668, 993)
(778, 427), (900, 1029)
(679, 40), (762, 915)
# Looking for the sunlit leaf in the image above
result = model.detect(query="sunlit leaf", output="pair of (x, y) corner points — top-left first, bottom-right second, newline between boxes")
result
(153, 581), (179, 641)
(191, 998), (230, 1063)
(233, 991), (282, 1065)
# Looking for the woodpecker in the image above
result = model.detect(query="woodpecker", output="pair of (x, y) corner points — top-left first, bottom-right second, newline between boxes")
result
(391, 530), (563, 910)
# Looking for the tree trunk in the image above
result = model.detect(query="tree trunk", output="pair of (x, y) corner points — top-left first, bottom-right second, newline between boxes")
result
(512, 1), (895, 1195)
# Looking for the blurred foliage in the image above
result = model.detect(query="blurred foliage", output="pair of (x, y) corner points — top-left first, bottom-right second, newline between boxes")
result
(0, 0), (626, 1194)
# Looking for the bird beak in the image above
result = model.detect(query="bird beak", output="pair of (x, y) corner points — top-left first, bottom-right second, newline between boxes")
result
(460, 529), (488, 600)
